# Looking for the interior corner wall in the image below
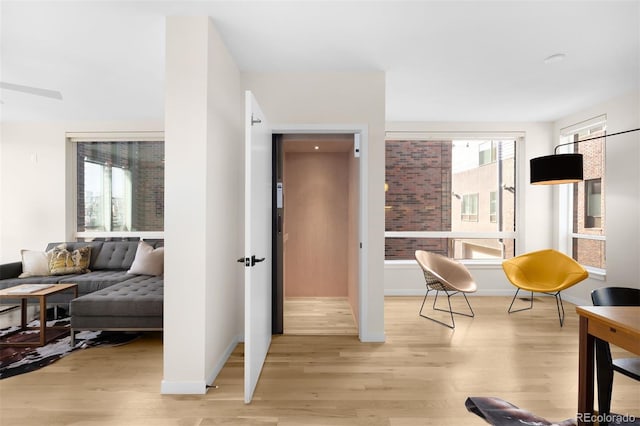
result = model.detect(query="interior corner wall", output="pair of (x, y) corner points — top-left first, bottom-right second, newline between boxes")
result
(242, 72), (386, 341)
(553, 90), (640, 305)
(163, 16), (243, 395)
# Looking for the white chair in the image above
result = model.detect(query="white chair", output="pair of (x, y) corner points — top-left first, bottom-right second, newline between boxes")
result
(415, 250), (477, 329)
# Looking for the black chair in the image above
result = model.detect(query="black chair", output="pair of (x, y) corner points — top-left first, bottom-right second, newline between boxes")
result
(590, 287), (640, 420)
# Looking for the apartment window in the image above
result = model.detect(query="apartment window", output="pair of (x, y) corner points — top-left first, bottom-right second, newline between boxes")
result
(585, 179), (602, 228)
(479, 141), (497, 165)
(489, 191), (497, 223)
(83, 161), (132, 231)
(384, 136), (517, 261)
(461, 193), (478, 222)
(72, 133), (164, 240)
(559, 116), (606, 270)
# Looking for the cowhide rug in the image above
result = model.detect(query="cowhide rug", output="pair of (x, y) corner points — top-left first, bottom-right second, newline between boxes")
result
(0, 318), (140, 379)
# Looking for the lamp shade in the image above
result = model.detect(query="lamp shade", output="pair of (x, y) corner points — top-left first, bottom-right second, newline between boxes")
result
(530, 153), (583, 185)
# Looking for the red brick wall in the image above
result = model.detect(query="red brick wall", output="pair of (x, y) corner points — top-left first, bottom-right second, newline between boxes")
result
(385, 140), (452, 259)
(573, 131), (606, 268)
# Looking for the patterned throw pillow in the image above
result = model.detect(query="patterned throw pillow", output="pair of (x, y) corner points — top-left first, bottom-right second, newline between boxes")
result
(49, 246), (92, 275)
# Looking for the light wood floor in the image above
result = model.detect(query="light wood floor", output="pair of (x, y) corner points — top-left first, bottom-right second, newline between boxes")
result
(1, 296), (639, 425)
(284, 297), (358, 335)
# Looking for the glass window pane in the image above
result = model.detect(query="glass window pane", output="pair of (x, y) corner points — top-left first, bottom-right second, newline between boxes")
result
(385, 138), (516, 260)
(77, 141), (164, 233)
(571, 133), (605, 235)
(572, 238), (605, 269)
(385, 237), (515, 261)
(84, 161), (105, 230)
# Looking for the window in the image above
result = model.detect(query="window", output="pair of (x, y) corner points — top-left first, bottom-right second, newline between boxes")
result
(559, 116), (606, 270)
(83, 161), (132, 231)
(489, 191), (497, 223)
(384, 136), (517, 261)
(461, 193), (478, 222)
(72, 134), (164, 240)
(585, 179), (602, 228)
(479, 141), (497, 165)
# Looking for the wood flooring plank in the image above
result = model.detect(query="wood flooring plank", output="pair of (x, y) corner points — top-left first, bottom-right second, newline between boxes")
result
(1, 296), (638, 425)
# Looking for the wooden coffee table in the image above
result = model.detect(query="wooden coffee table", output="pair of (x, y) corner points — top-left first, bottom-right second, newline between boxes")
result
(0, 283), (78, 347)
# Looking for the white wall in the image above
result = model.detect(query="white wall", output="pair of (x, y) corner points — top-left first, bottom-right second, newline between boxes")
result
(0, 120), (162, 263)
(553, 90), (640, 305)
(242, 72), (386, 341)
(162, 16), (243, 394)
(382, 121), (555, 296)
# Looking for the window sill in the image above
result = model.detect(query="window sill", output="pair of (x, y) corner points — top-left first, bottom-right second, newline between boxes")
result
(385, 259), (503, 269)
(585, 266), (606, 281)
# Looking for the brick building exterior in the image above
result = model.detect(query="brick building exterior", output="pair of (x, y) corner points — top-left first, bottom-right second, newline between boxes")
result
(572, 133), (606, 268)
(385, 139), (515, 260)
(385, 140), (452, 259)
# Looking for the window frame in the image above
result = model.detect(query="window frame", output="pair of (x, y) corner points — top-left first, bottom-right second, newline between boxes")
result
(557, 116), (607, 277)
(69, 131), (165, 241)
(384, 131), (523, 264)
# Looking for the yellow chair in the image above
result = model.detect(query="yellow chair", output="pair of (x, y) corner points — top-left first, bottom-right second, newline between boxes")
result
(501, 249), (588, 326)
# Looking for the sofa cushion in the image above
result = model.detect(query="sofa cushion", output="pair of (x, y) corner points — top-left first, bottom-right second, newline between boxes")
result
(57, 270), (133, 295)
(46, 242), (103, 268)
(19, 249), (52, 278)
(92, 242), (140, 270)
(0, 274), (77, 289)
(49, 246), (92, 275)
(70, 276), (163, 317)
(127, 241), (164, 276)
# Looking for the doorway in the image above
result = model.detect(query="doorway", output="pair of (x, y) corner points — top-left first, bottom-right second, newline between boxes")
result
(272, 133), (360, 335)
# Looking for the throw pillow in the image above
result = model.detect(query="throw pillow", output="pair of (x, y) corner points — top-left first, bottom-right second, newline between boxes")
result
(19, 249), (53, 278)
(49, 246), (92, 275)
(127, 241), (164, 276)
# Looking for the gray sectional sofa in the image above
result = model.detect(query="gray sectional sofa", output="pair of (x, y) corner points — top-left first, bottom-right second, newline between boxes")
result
(0, 241), (163, 339)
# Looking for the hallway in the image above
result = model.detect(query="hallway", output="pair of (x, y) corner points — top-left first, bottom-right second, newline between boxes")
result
(283, 297), (358, 335)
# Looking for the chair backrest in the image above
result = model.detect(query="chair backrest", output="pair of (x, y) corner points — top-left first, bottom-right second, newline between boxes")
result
(415, 250), (477, 293)
(591, 287), (640, 307)
(502, 249), (589, 287)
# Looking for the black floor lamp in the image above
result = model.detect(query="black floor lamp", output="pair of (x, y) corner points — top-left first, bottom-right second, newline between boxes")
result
(530, 128), (640, 185)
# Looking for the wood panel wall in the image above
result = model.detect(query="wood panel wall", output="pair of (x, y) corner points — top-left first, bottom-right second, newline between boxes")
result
(284, 151), (349, 297)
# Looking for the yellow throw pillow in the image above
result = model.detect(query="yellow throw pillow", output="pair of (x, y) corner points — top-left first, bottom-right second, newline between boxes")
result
(49, 246), (92, 275)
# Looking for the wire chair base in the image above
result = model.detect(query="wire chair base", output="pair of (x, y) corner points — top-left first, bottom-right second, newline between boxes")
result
(419, 288), (475, 329)
(507, 288), (566, 326)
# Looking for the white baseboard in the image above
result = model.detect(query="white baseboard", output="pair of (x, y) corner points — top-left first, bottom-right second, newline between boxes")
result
(160, 380), (208, 395)
(384, 289), (516, 297)
(359, 331), (385, 342)
(206, 334), (241, 387)
(161, 335), (241, 395)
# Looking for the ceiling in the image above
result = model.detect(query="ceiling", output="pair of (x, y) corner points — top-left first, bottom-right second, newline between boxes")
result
(1, 1), (638, 123)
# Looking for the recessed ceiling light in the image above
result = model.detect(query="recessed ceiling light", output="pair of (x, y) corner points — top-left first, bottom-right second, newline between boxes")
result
(314, 146), (319, 150)
(544, 53), (566, 64)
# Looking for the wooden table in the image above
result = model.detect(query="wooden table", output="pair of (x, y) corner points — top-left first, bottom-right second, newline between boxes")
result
(576, 306), (640, 426)
(0, 283), (78, 347)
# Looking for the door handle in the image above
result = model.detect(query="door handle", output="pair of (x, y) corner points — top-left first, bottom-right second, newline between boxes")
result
(237, 256), (265, 267)
(251, 255), (265, 267)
